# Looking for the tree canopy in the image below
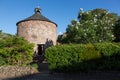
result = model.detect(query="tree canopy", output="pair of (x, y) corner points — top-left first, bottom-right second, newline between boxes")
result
(58, 8), (119, 44)
(114, 17), (120, 42)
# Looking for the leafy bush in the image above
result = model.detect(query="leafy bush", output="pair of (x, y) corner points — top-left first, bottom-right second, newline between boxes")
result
(45, 42), (120, 72)
(94, 42), (120, 70)
(58, 8), (118, 44)
(114, 18), (120, 42)
(0, 35), (34, 66)
(95, 42), (120, 56)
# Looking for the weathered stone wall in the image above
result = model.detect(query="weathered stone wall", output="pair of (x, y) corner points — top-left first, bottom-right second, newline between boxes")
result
(17, 20), (57, 50)
(0, 66), (38, 78)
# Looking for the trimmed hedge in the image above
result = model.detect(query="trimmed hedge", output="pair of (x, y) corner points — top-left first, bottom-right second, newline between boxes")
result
(0, 36), (34, 66)
(45, 42), (120, 72)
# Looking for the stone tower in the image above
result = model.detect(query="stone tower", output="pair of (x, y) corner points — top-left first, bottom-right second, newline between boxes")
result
(16, 7), (57, 55)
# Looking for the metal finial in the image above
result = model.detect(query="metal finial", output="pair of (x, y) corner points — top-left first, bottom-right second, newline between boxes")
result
(35, 7), (41, 13)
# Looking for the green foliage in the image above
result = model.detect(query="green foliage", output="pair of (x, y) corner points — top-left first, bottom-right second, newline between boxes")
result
(94, 42), (120, 69)
(0, 56), (6, 65)
(45, 43), (120, 72)
(114, 18), (120, 42)
(59, 8), (118, 44)
(0, 33), (34, 66)
(0, 30), (12, 39)
(30, 63), (38, 68)
(95, 42), (120, 56)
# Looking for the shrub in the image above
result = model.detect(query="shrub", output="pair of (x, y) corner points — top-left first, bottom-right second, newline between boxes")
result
(114, 18), (120, 42)
(59, 9), (117, 44)
(94, 42), (120, 70)
(0, 36), (34, 66)
(45, 43), (120, 72)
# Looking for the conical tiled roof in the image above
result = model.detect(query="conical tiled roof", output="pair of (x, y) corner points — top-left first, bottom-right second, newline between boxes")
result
(16, 7), (57, 26)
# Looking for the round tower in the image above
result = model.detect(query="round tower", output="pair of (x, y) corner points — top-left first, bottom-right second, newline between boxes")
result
(16, 7), (57, 55)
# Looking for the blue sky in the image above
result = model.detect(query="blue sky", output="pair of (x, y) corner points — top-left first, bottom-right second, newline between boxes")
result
(0, 0), (120, 35)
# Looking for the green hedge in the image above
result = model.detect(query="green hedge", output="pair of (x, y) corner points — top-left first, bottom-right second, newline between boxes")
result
(0, 36), (34, 66)
(45, 42), (120, 72)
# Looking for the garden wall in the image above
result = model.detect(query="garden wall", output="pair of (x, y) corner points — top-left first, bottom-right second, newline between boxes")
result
(0, 66), (38, 78)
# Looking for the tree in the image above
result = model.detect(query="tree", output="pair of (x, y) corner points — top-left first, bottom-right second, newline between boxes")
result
(0, 30), (2, 33)
(114, 17), (120, 42)
(60, 8), (117, 44)
(0, 30), (2, 38)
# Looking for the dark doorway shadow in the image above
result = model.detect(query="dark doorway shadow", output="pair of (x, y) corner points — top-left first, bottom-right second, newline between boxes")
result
(31, 39), (54, 73)
(37, 44), (45, 56)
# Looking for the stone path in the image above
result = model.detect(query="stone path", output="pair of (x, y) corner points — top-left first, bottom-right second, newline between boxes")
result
(2, 71), (120, 80)
(1, 63), (120, 80)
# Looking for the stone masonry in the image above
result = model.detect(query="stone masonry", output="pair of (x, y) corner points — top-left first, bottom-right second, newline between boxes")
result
(17, 20), (57, 45)
(16, 7), (57, 53)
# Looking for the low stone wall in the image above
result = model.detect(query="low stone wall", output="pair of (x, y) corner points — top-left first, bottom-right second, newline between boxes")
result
(0, 66), (38, 78)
